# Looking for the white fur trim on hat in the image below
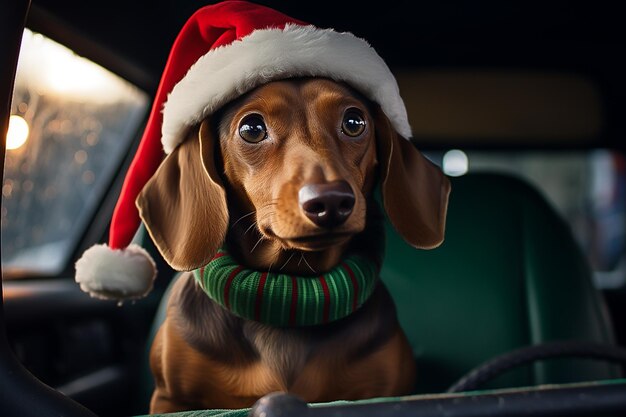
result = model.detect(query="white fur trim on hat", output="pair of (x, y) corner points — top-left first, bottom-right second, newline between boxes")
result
(75, 243), (157, 301)
(162, 24), (411, 154)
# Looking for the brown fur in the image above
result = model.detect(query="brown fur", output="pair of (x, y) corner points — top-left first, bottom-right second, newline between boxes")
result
(138, 78), (450, 413)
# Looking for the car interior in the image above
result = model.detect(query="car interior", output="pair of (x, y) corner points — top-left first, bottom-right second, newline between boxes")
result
(1, 1), (626, 416)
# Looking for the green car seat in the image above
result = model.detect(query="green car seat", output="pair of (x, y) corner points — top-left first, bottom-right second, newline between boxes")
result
(139, 172), (621, 414)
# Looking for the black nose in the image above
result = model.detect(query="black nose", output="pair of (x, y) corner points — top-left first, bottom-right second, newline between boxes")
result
(299, 181), (355, 228)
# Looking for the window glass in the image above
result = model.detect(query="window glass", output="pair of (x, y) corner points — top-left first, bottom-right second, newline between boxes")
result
(434, 149), (626, 289)
(2, 29), (148, 276)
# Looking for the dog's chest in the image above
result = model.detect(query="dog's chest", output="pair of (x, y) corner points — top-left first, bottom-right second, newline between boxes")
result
(171, 273), (398, 389)
(244, 323), (314, 386)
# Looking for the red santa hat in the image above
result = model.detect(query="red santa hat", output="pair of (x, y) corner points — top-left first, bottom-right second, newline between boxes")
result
(75, 0), (412, 300)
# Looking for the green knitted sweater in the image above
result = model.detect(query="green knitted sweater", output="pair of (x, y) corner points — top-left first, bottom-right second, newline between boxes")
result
(193, 249), (379, 327)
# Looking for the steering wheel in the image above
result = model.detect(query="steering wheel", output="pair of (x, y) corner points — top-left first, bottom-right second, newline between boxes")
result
(447, 340), (626, 393)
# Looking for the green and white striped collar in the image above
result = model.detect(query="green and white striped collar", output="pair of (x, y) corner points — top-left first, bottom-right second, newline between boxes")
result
(193, 248), (380, 327)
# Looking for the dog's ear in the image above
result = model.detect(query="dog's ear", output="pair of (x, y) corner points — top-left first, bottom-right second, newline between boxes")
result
(137, 118), (228, 270)
(374, 107), (451, 249)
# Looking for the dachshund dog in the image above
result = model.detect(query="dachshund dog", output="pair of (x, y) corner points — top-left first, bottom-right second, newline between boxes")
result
(139, 78), (450, 413)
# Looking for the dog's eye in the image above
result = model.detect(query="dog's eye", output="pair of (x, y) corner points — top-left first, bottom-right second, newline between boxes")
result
(341, 109), (366, 137)
(239, 115), (267, 143)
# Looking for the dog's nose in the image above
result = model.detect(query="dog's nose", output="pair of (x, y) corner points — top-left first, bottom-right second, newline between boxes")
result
(299, 181), (355, 228)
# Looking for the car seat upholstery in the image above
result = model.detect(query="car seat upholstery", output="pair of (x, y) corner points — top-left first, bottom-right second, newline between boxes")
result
(139, 172), (621, 413)
(382, 172), (619, 392)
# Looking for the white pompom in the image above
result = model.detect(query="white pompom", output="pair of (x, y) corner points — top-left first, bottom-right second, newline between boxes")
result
(75, 243), (157, 301)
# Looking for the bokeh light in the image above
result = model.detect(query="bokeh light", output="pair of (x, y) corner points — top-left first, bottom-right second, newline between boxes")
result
(443, 149), (469, 177)
(6, 115), (30, 150)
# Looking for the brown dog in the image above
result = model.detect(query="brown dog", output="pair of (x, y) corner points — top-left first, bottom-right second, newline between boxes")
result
(139, 78), (449, 413)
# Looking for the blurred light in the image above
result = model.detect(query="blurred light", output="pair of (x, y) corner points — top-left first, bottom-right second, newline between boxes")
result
(443, 149), (469, 177)
(2, 183), (13, 198)
(16, 29), (136, 103)
(82, 170), (95, 184)
(74, 150), (88, 165)
(590, 149), (615, 208)
(6, 115), (29, 150)
(45, 55), (112, 97)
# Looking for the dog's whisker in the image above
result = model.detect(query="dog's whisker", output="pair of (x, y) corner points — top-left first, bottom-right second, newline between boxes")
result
(243, 221), (259, 236)
(230, 211), (256, 229)
(232, 209), (275, 238)
(279, 252), (296, 271)
(267, 245), (284, 274)
(301, 254), (316, 274)
(257, 202), (279, 212)
(244, 211), (277, 236)
(250, 235), (266, 254)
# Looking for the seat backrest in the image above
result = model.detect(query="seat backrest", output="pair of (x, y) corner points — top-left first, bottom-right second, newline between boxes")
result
(140, 172), (621, 408)
(382, 172), (620, 393)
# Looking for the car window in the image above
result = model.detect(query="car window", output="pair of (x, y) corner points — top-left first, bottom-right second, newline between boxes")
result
(433, 149), (626, 289)
(3, 31), (619, 291)
(2, 29), (148, 277)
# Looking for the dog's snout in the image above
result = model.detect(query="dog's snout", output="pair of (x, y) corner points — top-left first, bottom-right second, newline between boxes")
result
(299, 181), (355, 228)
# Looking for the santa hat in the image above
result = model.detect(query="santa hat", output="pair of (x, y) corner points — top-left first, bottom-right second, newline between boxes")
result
(75, 0), (412, 300)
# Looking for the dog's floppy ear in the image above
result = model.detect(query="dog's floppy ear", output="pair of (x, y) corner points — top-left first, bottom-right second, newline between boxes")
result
(137, 118), (228, 270)
(374, 107), (451, 249)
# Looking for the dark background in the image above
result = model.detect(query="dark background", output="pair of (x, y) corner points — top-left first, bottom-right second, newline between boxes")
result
(27, 0), (625, 152)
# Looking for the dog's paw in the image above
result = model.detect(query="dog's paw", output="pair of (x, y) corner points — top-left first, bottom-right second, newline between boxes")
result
(75, 243), (157, 301)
